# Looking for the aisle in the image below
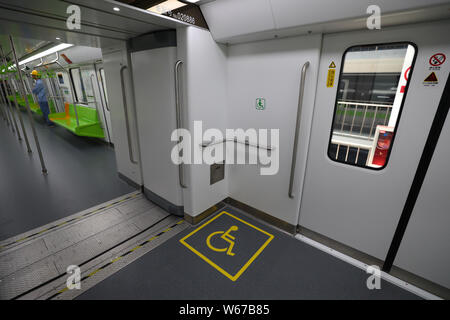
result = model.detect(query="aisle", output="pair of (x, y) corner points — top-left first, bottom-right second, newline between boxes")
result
(0, 105), (135, 240)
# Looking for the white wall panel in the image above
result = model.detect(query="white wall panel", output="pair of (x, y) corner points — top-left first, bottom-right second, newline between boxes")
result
(177, 27), (229, 216)
(226, 34), (322, 226)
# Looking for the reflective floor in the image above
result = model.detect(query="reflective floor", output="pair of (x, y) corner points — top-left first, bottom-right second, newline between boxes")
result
(0, 105), (135, 240)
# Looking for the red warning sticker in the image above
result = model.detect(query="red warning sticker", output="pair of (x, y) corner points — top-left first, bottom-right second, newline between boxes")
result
(429, 53), (446, 70)
(423, 72), (438, 86)
(429, 53), (446, 66)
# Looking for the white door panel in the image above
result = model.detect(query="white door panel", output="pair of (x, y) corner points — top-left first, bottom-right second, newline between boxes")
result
(299, 21), (450, 260)
(131, 47), (183, 208)
(394, 75), (450, 289)
(102, 49), (142, 185)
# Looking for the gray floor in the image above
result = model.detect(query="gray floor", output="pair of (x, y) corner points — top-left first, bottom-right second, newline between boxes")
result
(78, 206), (420, 300)
(0, 192), (185, 300)
(0, 103), (135, 241)
(0, 104), (422, 300)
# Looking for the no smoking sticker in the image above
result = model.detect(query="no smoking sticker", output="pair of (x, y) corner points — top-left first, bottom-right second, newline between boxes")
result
(429, 53), (446, 70)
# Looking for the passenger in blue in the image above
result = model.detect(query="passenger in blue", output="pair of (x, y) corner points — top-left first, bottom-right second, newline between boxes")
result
(31, 70), (54, 126)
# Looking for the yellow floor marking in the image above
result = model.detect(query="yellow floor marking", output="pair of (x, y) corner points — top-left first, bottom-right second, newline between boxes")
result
(179, 211), (274, 282)
(59, 287), (69, 293)
(88, 269), (100, 277)
(111, 257), (122, 263)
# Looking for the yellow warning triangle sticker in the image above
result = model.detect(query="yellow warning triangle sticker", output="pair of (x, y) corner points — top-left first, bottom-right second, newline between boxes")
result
(424, 72), (438, 82)
(329, 61), (336, 69)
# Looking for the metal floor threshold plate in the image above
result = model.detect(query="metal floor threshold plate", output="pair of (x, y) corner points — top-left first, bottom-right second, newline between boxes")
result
(0, 191), (187, 300)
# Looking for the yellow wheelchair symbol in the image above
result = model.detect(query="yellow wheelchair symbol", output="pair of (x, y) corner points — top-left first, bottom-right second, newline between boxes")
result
(206, 226), (238, 256)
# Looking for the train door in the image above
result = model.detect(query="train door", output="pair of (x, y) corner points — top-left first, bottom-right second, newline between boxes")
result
(392, 73), (450, 291)
(298, 21), (450, 262)
(69, 65), (112, 143)
(102, 48), (142, 186)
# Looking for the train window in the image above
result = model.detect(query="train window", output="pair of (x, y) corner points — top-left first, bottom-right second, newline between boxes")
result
(327, 42), (416, 169)
(69, 68), (87, 103)
(99, 68), (110, 111)
(80, 69), (96, 104)
(57, 73), (64, 84)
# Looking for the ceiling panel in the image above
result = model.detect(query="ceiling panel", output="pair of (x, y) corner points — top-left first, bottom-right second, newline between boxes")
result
(0, 0), (191, 52)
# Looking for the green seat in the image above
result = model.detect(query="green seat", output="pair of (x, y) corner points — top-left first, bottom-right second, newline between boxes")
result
(10, 93), (56, 115)
(49, 104), (105, 139)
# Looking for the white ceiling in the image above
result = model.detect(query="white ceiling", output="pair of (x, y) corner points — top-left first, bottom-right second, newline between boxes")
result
(0, 0), (192, 58)
(201, 0), (450, 44)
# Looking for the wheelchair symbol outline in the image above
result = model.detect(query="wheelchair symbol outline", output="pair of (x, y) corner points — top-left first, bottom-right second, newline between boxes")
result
(206, 225), (238, 256)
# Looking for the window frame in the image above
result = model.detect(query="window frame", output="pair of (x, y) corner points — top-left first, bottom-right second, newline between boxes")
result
(98, 68), (110, 111)
(69, 67), (88, 104)
(326, 41), (418, 171)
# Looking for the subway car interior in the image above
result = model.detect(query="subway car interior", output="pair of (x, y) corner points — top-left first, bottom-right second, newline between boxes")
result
(0, 0), (450, 303)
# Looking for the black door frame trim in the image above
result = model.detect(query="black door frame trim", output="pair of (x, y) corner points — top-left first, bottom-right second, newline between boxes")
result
(383, 73), (450, 272)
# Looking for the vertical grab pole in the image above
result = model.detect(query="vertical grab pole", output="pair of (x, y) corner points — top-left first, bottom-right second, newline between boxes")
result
(5, 76), (22, 140)
(0, 76), (11, 126)
(289, 61), (309, 198)
(10, 69), (32, 152)
(175, 60), (187, 189)
(9, 35), (47, 174)
(0, 46), (20, 137)
(55, 59), (76, 103)
(24, 71), (38, 104)
(56, 60), (79, 126)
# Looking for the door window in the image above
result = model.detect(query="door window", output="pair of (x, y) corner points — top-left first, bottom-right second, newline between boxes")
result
(328, 43), (416, 169)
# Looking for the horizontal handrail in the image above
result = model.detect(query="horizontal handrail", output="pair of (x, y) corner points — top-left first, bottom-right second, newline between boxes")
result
(200, 137), (275, 151)
(337, 101), (393, 108)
